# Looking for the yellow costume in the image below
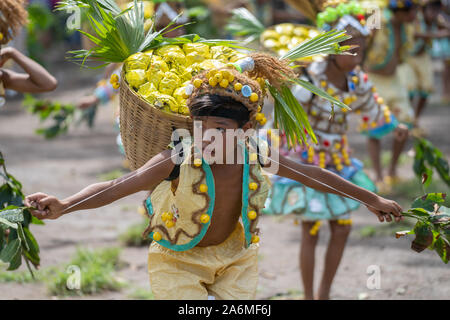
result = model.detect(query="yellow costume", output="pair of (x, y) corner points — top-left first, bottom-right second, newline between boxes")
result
(148, 223), (259, 300)
(143, 138), (270, 299)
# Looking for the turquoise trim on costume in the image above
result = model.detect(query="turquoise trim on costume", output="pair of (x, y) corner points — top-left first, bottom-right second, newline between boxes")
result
(365, 115), (398, 140)
(239, 144), (251, 248)
(148, 156), (216, 252)
(145, 197), (153, 216)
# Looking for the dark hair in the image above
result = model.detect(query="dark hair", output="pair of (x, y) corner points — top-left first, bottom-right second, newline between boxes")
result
(189, 94), (250, 128)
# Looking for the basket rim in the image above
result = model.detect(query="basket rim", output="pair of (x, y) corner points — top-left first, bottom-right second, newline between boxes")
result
(120, 68), (192, 123)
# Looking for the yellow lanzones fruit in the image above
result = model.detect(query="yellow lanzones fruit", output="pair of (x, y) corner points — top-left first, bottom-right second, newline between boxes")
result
(125, 52), (151, 71)
(125, 69), (146, 88)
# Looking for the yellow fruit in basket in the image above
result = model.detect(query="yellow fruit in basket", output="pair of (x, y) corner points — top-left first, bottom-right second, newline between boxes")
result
(125, 69), (146, 88)
(148, 58), (169, 73)
(279, 35), (291, 45)
(125, 52), (151, 71)
(159, 72), (181, 96)
(148, 93), (179, 113)
(183, 43), (211, 59)
(180, 106), (190, 115)
(275, 23), (294, 35)
(173, 86), (187, 104)
(308, 29), (319, 38)
(186, 52), (206, 65)
(210, 46), (238, 62)
(263, 39), (279, 49)
(137, 81), (157, 98)
(261, 29), (280, 40)
(146, 70), (165, 87)
(164, 51), (186, 67)
(200, 59), (226, 71)
(156, 45), (185, 57)
(293, 26), (308, 37)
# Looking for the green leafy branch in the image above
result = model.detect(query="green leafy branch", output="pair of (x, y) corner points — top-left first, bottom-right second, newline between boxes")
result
(413, 137), (450, 188)
(397, 193), (450, 264)
(0, 152), (43, 276)
(23, 94), (97, 139)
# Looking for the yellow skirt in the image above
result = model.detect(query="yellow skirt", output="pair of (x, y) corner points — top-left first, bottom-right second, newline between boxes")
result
(147, 222), (259, 300)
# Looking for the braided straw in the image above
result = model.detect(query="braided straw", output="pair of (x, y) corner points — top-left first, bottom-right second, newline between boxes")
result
(0, 0), (28, 45)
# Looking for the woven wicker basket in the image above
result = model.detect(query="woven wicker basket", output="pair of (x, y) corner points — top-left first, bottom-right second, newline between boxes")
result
(119, 70), (193, 170)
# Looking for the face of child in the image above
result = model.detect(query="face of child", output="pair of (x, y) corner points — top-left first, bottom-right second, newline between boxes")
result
(333, 36), (367, 72)
(193, 116), (251, 164)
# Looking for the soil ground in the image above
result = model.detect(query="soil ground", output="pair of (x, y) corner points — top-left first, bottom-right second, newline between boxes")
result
(0, 61), (449, 300)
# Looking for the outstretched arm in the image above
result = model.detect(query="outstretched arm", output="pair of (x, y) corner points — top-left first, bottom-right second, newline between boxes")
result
(274, 153), (403, 222)
(0, 47), (58, 93)
(25, 149), (176, 219)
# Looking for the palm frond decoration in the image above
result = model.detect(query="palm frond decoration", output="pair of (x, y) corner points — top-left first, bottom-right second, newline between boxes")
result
(225, 8), (265, 43)
(280, 29), (352, 61)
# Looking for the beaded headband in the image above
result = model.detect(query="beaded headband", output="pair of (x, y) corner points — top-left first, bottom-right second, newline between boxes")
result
(185, 56), (268, 126)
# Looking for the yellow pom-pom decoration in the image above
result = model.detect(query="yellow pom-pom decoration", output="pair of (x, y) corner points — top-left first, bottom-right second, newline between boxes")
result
(208, 78), (217, 87)
(250, 92), (259, 102)
(110, 74), (119, 84)
(352, 76), (359, 84)
(377, 97), (384, 105)
(255, 113), (264, 121)
(214, 73), (223, 83)
(199, 184), (208, 193)
(193, 79), (203, 88)
(257, 106), (262, 112)
(112, 82), (120, 90)
(249, 153), (258, 162)
(200, 213), (210, 224)
(259, 117), (267, 125)
(152, 232), (162, 241)
(194, 158), (202, 167)
(248, 210), (257, 220)
(249, 182), (258, 190)
(165, 220), (175, 228)
(234, 82), (243, 91)
(251, 235), (260, 243)
(219, 79), (229, 88)
(320, 80), (327, 87)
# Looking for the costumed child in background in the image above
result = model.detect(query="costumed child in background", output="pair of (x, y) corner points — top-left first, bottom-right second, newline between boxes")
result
(262, 0), (399, 300)
(0, 0), (57, 107)
(398, 0), (450, 132)
(365, 0), (418, 188)
(24, 53), (403, 300)
(76, 0), (188, 161)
